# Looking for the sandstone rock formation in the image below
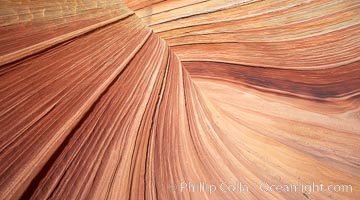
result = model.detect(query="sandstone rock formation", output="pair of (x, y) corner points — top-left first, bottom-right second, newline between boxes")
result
(0, 0), (359, 199)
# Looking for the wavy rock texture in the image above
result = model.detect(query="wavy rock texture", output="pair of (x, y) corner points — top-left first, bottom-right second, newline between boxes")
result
(0, 0), (359, 199)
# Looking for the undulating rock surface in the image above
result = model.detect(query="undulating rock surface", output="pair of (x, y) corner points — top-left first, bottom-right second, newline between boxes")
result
(0, 0), (359, 199)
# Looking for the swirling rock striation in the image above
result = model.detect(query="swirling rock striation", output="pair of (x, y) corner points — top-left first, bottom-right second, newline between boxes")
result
(0, 0), (359, 199)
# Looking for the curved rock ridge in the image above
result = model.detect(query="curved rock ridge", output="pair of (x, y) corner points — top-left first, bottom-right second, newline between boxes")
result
(0, 0), (359, 200)
(132, 0), (360, 69)
(0, 0), (132, 66)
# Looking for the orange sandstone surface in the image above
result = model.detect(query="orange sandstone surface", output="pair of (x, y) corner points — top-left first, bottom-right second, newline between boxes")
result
(0, 0), (359, 199)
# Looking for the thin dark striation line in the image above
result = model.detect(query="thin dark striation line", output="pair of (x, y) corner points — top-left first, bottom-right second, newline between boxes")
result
(182, 59), (360, 70)
(183, 60), (271, 70)
(170, 41), (248, 47)
(140, 0), (208, 18)
(133, 0), (166, 11)
(155, 17), (240, 35)
(182, 59), (360, 71)
(149, 0), (260, 29)
(146, 3), (250, 27)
